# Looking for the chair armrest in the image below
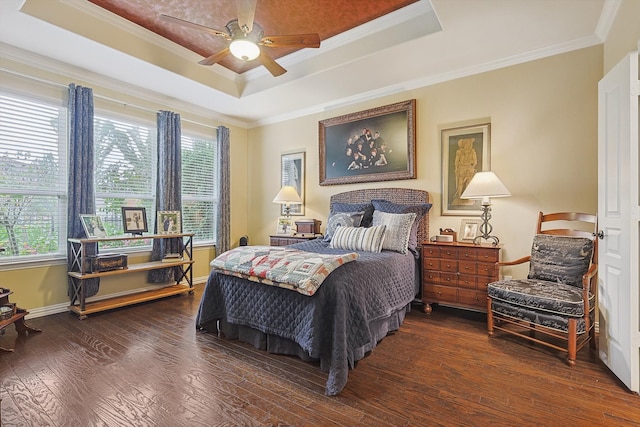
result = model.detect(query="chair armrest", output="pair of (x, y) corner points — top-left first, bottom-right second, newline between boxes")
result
(582, 263), (598, 287)
(496, 255), (531, 267)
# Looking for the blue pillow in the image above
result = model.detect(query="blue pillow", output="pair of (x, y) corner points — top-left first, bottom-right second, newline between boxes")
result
(371, 199), (432, 257)
(330, 202), (375, 227)
(323, 211), (364, 242)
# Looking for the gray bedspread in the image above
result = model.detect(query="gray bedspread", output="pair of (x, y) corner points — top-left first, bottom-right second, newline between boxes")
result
(195, 238), (418, 395)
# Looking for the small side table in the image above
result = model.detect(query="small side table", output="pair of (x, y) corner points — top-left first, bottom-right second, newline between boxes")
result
(270, 234), (322, 246)
(0, 288), (41, 353)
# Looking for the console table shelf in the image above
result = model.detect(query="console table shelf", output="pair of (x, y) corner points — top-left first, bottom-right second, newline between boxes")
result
(67, 233), (194, 319)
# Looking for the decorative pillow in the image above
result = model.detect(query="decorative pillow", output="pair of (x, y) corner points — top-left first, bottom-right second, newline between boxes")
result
(371, 199), (432, 256)
(372, 210), (417, 254)
(330, 202), (375, 227)
(329, 225), (386, 253)
(528, 234), (594, 287)
(323, 211), (364, 242)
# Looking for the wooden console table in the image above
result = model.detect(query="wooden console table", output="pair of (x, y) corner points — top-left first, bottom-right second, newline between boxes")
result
(67, 233), (195, 319)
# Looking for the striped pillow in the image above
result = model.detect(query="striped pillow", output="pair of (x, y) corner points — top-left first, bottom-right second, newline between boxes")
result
(329, 225), (386, 253)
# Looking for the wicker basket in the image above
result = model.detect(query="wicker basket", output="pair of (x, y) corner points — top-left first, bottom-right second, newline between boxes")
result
(0, 303), (16, 320)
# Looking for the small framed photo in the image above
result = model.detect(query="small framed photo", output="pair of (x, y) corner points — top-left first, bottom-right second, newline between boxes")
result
(157, 211), (181, 234)
(121, 207), (148, 234)
(275, 216), (294, 235)
(80, 214), (108, 238)
(460, 219), (482, 242)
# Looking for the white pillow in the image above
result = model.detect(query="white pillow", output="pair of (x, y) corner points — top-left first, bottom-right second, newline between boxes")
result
(323, 211), (364, 242)
(329, 225), (386, 253)
(372, 210), (417, 254)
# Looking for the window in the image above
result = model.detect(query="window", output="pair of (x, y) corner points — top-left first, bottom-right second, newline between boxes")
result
(0, 93), (67, 261)
(181, 133), (217, 243)
(94, 115), (156, 249)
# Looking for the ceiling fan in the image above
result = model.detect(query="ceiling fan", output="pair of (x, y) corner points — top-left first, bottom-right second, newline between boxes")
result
(160, 0), (321, 77)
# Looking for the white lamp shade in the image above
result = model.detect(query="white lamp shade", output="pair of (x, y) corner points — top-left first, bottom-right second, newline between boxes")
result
(272, 186), (302, 204)
(460, 171), (511, 202)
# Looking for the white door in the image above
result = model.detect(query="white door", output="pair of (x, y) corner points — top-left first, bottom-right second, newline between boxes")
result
(597, 50), (639, 394)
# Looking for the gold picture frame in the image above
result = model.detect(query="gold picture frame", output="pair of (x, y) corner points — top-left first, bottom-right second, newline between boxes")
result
(319, 99), (416, 186)
(157, 211), (181, 234)
(441, 121), (491, 216)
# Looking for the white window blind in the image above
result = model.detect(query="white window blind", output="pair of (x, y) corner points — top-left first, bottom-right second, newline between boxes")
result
(181, 133), (217, 243)
(94, 115), (156, 247)
(0, 93), (67, 259)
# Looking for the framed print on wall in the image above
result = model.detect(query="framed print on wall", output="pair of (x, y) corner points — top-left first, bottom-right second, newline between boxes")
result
(441, 121), (491, 216)
(121, 207), (148, 235)
(281, 151), (305, 216)
(157, 211), (181, 234)
(319, 99), (416, 186)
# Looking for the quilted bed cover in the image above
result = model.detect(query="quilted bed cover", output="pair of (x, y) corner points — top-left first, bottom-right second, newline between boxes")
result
(195, 238), (418, 395)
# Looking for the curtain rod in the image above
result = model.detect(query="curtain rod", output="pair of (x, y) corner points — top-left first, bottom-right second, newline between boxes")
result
(1, 67), (219, 130)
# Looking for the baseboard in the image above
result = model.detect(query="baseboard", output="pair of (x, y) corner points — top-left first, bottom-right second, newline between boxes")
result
(25, 275), (208, 319)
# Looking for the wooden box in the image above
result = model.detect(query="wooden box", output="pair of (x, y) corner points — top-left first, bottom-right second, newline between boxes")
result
(295, 219), (322, 235)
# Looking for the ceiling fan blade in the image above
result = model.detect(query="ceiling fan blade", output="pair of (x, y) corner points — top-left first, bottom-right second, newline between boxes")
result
(260, 33), (321, 49)
(198, 48), (231, 66)
(160, 14), (230, 39)
(236, 0), (257, 34)
(258, 51), (287, 77)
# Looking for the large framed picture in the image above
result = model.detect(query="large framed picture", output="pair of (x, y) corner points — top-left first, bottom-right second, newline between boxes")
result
(441, 121), (491, 216)
(80, 214), (108, 238)
(319, 99), (416, 186)
(157, 211), (181, 234)
(281, 151), (305, 216)
(121, 207), (148, 234)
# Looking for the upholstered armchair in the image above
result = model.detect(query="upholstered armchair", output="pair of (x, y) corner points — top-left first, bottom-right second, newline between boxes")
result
(486, 212), (598, 366)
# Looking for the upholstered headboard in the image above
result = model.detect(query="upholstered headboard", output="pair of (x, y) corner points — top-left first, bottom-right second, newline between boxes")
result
(329, 188), (430, 244)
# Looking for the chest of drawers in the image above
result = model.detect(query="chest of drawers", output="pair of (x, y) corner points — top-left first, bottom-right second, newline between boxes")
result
(421, 241), (501, 313)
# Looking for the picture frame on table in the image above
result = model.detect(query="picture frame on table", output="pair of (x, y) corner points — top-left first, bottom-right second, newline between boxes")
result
(157, 211), (181, 234)
(80, 214), (108, 238)
(441, 120), (491, 216)
(121, 207), (148, 235)
(319, 99), (416, 186)
(460, 218), (483, 242)
(281, 151), (305, 216)
(275, 216), (295, 235)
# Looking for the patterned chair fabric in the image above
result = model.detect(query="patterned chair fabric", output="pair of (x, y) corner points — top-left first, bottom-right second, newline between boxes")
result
(527, 234), (594, 287)
(488, 234), (595, 333)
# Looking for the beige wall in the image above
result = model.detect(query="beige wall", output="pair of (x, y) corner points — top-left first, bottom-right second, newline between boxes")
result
(248, 46), (603, 279)
(603, 0), (640, 73)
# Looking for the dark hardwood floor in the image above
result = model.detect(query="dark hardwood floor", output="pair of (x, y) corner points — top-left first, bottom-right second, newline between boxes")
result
(1, 284), (638, 426)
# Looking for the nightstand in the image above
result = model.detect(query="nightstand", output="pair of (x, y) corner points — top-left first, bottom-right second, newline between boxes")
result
(270, 234), (321, 246)
(421, 241), (501, 314)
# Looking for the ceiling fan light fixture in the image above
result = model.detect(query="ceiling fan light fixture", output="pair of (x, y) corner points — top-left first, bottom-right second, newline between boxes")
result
(229, 39), (260, 61)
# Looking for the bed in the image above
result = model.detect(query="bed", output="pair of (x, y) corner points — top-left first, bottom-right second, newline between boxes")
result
(196, 188), (431, 395)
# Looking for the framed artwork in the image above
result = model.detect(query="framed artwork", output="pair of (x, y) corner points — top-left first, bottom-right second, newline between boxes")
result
(121, 207), (148, 234)
(281, 151), (305, 216)
(460, 218), (482, 242)
(80, 214), (107, 238)
(275, 216), (295, 235)
(157, 211), (181, 234)
(319, 99), (416, 186)
(441, 121), (491, 216)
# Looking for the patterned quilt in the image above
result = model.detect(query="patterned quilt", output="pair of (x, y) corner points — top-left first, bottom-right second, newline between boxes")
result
(209, 245), (358, 296)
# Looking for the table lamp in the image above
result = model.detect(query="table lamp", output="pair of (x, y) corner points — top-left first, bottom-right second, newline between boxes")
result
(460, 171), (511, 245)
(272, 185), (302, 218)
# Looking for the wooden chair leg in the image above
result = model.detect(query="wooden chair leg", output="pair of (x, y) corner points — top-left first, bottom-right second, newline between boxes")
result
(567, 319), (577, 366)
(486, 297), (494, 336)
